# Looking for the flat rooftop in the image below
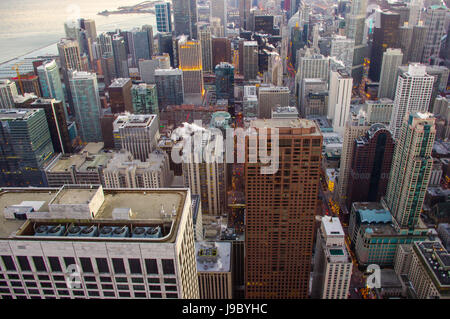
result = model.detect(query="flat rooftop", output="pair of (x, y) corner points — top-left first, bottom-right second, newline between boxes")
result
(196, 242), (231, 272)
(322, 216), (345, 237)
(0, 187), (188, 243)
(415, 241), (450, 288)
(250, 118), (320, 134)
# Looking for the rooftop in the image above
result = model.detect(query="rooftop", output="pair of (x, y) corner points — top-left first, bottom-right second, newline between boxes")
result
(322, 216), (345, 237)
(250, 118), (320, 134)
(196, 242), (231, 272)
(415, 241), (450, 288)
(108, 78), (131, 88)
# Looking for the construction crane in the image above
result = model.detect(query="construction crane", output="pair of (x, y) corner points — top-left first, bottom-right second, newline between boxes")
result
(11, 62), (25, 94)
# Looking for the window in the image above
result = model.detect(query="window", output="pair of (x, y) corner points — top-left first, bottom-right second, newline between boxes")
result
(63, 257), (76, 268)
(53, 275), (65, 281)
(58, 290), (69, 296)
(149, 285), (161, 291)
(40, 282), (52, 288)
(1, 256), (16, 271)
(101, 284), (113, 290)
(17, 256), (31, 271)
(73, 290), (85, 296)
(164, 278), (176, 284)
(27, 289), (39, 295)
(55, 282), (67, 289)
(119, 292), (131, 298)
(166, 293), (178, 298)
(134, 292), (146, 298)
(25, 282), (37, 287)
(104, 291), (115, 297)
(117, 284), (129, 290)
(145, 259), (158, 274)
(22, 274), (34, 280)
(128, 259), (142, 274)
(150, 293), (162, 298)
(32, 256), (47, 272)
(165, 285), (177, 291)
(162, 259), (175, 275)
(148, 277), (160, 283)
(48, 257), (62, 272)
(131, 277), (144, 283)
(88, 291), (100, 297)
(80, 257), (94, 273)
(112, 258), (125, 274)
(96, 258), (109, 273)
(100, 276), (112, 282)
(38, 275), (50, 281)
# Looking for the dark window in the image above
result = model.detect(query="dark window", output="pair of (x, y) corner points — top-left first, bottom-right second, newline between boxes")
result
(86, 283), (98, 289)
(115, 277), (127, 283)
(1, 256), (16, 271)
(73, 290), (85, 296)
(13, 288), (25, 294)
(63, 257), (76, 268)
(101, 284), (113, 290)
(32, 256), (47, 272)
(58, 290), (69, 296)
(165, 285), (177, 291)
(11, 281), (22, 287)
(88, 291), (100, 297)
(0, 281), (7, 287)
(150, 293), (162, 298)
(104, 291), (115, 297)
(0, 288), (10, 293)
(0, 274), (3, 279)
(37, 275), (50, 281)
(43, 289), (55, 295)
(145, 259), (158, 274)
(119, 292), (131, 298)
(16, 256), (31, 271)
(96, 258), (109, 273)
(53, 275), (65, 281)
(48, 257), (62, 272)
(40, 282), (52, 288)
(148, 277), (160, 283)
(112, 258), (125, 274)
(55, 282), (67, 288)
(27, 289), (39, 295)
(164, 278), (176, 284)
(131, 277), (144, 283)
(149, 285), (161, 291)
(117, 284), (129, 290)
(128, 259), (142, 274)
(7, 274), (19, 280)
(135, 292), (146, 298)
(80, 257), (93, 273)
(84, 276), (96, 282)
(161, 259), (175, 275)
(25, 282), (37, 287)
(100, 276), (112, 282)
(167, 293), (178, 298)
(133, 285), (145, 291)
(22, 274), (34, 280)
(30, 296), (41, 299)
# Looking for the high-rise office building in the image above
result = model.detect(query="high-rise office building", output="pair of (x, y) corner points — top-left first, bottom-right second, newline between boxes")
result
(108, 78), (133, 114)
(390, 64), (434, 139)
(215, 62), (235, 105)
(243, 41), (258, 81)
(113, 113), (159, 162)
(295, 52), (329, 97)
(0, 108), (54, 186)
(311, 217), (352, 299)
(422, 5), (448, 64)
(385, 112), (436, 230)
(0, 185), (199, 299)
(210, 0), (227, 35)
(369, 11), (400, 82)
(243, 86), (258, 119)
(347, 124), (395, 207)
(155, 2), (172, 33)
(0, 79), (18, 109)
(182, 126), (225, 217)
(128, 26), (154, 68)
(154, 68), (184, 109)
(58, 39), (83, 72)
(328, 70), (353, 134)
(198, 24), (213, 73)
(330, 36), (354, 74)
(239, 0), (251, 30)
(345, 0), (368, 84)
(245, 118), (322, 298)
(131, 83), (159, 116)
(173, 0), (198, 39)
(258, 86), (290, 119)
(22, 98), (72, 154)
(139, 54), (171, 84)
(410, 25), (428, 63)
(336, 111), (370, 205)
(37, 60), (69, 119)
(212, 37), (232, 69)
(69, 71), (103, 142)
(177, 37), (204, 95)
(112, 35), (129, 78)
(97, 32), (114, 56)
(100, 52), (116, 87)
(378, 49), (403, 100)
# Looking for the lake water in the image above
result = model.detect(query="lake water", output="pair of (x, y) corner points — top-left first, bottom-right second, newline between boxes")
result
(0, 0), (157, 63)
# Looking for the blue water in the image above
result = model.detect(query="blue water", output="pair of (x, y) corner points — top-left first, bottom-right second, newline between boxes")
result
(0, 0), (157, 63)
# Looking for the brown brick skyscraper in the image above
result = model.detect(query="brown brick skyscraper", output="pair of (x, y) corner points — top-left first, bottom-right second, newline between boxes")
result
(245, 119), (322, 298)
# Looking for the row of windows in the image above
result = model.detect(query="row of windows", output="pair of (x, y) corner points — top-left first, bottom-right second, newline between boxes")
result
(1, 256), (175, 276)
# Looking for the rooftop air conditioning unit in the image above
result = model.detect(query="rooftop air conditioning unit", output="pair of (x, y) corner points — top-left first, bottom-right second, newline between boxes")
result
(47, 225), (66, 236)
(34, 225), (49, 236)
(146, 226), (162, 238)
(80, 225), (98, 237)
(67, 225), (86, 237)
(99, 226), (114, 237)
(112, 226), (130, 238)
(132, 226), (149, 238)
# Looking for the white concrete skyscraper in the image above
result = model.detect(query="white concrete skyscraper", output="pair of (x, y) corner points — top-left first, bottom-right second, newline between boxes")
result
(328, 70), (353, 134)
(378, 49), (403, 100)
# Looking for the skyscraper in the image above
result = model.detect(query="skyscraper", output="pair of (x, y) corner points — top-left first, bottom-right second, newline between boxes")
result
(215, 62), (235, 105)
(0, 79), (18, 109)
(385, 112), (436, 230)
(390, 64), (434, 139)
(0, 108), (54, 186)
(69, 71), (103, 142)
(378, 49), (403, 100)
(210, 0), (227, 35)
(155, 1), (172, 33)
(37, 60), (68, 119)
(346, 0), (368, 84)
(128, 26), (154, 67)
(347, 124), (395, 208)
(108, 78), (133, 114)
(239, 0), (251, 30)
(198, 24), (213, 73)
(245, 118), (322, 298)
(131, 83), (159, 115)
(177, 37), (204, 95)
(154, 68), (184, 109)
(57, 39), (83, 72)
(328, 70), (353, 134)
(258, 86), (290, 119)
(112, 35), (129, 78)
(173, 0), (198, 39)
(311, 217), (352, 299)
(243, 41), (258, 81)
(422, 5), (448, 64)
(368, 11), (400, 82)
(330, 36), (354, 75)
(212, 37), (232, 69)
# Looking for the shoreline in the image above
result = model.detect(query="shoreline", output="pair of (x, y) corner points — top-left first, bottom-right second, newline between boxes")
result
(0, 42), (58, 66)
